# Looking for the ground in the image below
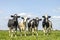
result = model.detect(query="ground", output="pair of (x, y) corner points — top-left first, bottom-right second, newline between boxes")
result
(0, 30), (60, 40)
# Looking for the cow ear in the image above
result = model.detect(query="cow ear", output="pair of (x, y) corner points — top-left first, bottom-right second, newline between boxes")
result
(21, 17), (24, 19)
(11, 15), (14, 17)
(39, 19), (42, 21)
(33, 19), (35, 20)
(27, 18), (30, 20)
(48, 16), (51, 18)
(42, 16), (45, 18)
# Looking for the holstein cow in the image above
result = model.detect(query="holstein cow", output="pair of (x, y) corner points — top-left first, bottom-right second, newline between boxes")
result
(8, 14), (20, 37)
(18, 16), (30, 36)
(28, 17), (42, 36)
(42, 14), (52, 35)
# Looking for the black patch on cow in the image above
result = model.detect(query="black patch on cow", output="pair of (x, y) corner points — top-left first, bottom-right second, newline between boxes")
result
(42, 21), (49, 28)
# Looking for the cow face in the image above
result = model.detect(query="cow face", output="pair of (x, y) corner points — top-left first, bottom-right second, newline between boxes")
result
(42, 14), (51, 22)
(34, 17), (42, 25)
(11, 14), (20, 22)
(35, 17), (42, 21)
(21, 16), (30, 22)
(42, 14), (51, 19)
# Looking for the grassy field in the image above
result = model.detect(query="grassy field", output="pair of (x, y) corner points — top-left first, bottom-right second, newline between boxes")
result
(0, 30), (60, 40)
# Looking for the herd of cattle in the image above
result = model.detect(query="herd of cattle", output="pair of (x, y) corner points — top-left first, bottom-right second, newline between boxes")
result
(8, 14), (52, 37)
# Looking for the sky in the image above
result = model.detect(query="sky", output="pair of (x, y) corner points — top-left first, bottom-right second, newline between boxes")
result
(0, 0), (60, 30)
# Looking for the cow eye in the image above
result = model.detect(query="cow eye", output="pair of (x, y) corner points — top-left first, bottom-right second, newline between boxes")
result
(21, 17), (24, 19)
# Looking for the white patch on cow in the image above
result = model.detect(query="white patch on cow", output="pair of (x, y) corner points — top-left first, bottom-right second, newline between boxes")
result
(36, 19), (38, 20)
(21, 20), (23, 23)
(24, 16), (27, 22)
(27, 20), (30, 23)
(15, 15), (17, 16)
(44, 14), (48, 22)
(31, 20), (34, 24)
(45, 14), (48, 18)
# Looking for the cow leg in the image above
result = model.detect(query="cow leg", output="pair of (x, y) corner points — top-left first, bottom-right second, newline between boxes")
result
(48, 21), (52, 34)
(24, 27), (26, 36)
(9, 30), (10, 36)
(11, 26), (16, 37)
(46, 29), (48, 35)
(28, 27), (30, 31)
(14, 27), (17, 37)
(11, 28), (14, 37)
(28, 27), (30, 34)
(20, 27), (26, 36)
(32, 28), (34, 36)
(20, 27), (23, 36)
(11, 30), (13, 37)
(28, 27), (31, 35)
(48, 26), (52, 35)
(18, 26), (22, 36)
(34, 27), (38, 36)
(28, 26), (31, 35)
(36, 27), (38, 36)
(29, 26), (32, 32)
(43, 26), (47, 35)
(9, 27), (11, 36)
(43, 28), (45, 35)
(9, 27), (14, 37)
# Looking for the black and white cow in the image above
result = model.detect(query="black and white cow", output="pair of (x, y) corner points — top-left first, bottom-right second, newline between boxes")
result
(42, 14), (52, 35)
(28, 17), (42, 36)
(18, 16), (30, 36)
(8, 14), (20, 37)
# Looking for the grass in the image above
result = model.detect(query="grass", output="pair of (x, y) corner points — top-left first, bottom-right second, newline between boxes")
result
(0, 30), (60, 40)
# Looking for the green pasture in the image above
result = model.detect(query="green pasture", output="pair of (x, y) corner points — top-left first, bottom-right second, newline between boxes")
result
(0, 30), (60, 40)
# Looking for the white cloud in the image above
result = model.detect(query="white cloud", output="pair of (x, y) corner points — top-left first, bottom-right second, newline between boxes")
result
(52, 16), (60, 18)
(19, 13), (26, 16)
(18, 13), (33, 17)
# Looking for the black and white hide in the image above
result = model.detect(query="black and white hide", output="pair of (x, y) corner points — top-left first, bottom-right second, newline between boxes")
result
(18, 16), (30, 36)
(42, 14), (52, 35)
(28, 17), (42, 36)
(8, 14), (20, 37)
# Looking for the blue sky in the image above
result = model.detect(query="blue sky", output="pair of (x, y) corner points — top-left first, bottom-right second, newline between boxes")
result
(0, 0), (60, 30)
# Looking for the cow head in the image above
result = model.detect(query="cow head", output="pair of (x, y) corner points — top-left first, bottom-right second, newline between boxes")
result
(35, 17), (42, 21)
(34, 17), (42, 25)
(21, 16), (30, 23)
(11, 14), (20, 21)
(42, 14), (51, 22)
(42, 14), (51, 18)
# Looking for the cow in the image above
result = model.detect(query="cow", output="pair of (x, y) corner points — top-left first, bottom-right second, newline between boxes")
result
(42, 14), (52, 35)
(8, 14), (20, 37)
(18, 16), (30, 36)
(28, 17), (42, 36)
